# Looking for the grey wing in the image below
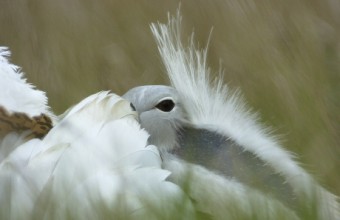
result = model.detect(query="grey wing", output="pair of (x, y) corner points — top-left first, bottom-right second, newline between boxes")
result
(172, 127), (297, 208)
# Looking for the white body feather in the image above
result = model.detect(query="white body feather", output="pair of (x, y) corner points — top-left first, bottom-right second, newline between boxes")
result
(0, 91), (193, 220)
(0, 49), (193, 219)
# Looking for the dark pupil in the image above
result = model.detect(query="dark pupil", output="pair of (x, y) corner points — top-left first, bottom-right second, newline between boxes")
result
(155, 99), (175, 112)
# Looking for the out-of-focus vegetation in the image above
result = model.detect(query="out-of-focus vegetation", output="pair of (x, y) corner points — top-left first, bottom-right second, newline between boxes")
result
(0, 0), (339, 198)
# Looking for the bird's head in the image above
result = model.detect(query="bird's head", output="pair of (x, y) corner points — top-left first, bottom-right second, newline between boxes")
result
(123, 85), (187, 153)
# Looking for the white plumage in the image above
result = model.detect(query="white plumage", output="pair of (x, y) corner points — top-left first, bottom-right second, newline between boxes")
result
(0, 10), (339, 220)
(0, 48), (193, 220)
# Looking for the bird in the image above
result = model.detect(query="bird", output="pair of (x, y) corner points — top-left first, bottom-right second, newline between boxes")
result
(123, 11), (340, 220)
(0, 11), (338, 220)
(0, 41), (302, 220)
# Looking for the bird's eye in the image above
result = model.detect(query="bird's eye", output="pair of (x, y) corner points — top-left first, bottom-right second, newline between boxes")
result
(155, 99), (175, 112)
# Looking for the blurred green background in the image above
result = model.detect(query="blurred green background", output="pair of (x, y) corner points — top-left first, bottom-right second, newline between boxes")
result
(0, 0), (339, 196)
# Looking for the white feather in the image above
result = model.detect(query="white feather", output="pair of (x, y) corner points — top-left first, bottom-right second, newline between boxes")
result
(0, 47), (54, 119)
(0, 90), (194, 219)
(151, 10), (339, 219)
(0, 47), (55, 166)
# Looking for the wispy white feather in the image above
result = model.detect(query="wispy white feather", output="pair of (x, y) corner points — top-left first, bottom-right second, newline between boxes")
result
(151, 10), (339, 219)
